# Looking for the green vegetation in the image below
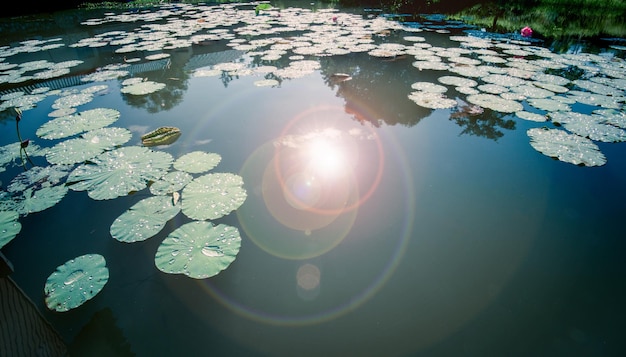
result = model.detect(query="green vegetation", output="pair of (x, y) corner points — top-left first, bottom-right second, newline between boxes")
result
(76, 0), (625, 39)
(452, 0), (626, 38)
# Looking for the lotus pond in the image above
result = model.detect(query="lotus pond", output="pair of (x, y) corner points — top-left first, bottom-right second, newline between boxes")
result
(1, 1), (625, 356)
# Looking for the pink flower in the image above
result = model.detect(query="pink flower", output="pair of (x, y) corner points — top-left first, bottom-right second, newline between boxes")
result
(521, 26), (533, 38)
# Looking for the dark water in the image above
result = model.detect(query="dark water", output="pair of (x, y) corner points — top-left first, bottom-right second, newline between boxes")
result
(1, 2), (625, 357)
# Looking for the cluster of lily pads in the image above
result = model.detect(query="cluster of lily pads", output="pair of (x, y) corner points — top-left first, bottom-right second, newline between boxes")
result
(0, 0), (625, 311)
(1, 104), (247, 311)
(403, 34), (625, 166)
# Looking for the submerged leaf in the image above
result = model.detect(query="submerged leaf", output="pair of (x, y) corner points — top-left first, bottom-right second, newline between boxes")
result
(110, 196), (181, 243)
(155, 221), (241, 279)
(44, 254), (109, 312)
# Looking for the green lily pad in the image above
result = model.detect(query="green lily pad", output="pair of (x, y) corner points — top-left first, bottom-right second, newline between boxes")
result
(44, 254), (109, 312)
(155, 221), (241, 279)
(527, 127), (606, 167)
(67, 146), (173, 200)
(0, 210), (21, 249)
(46, 127), (132, 165)
(0, 141), (48, 171)
(408, 91), (457, 109)
(120, 80), (166, 95)
(110, 196), (181, 243)
(466, 93), (523, 113)
(5, 166), (71, 215)
(36, 108), (121, 140)
(181, 172), (247, 221)
(173, 151), (221, 174)
(149, 171), (193, 196)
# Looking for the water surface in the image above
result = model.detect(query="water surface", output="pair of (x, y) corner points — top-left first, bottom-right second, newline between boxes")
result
(1, 2), (625, 357)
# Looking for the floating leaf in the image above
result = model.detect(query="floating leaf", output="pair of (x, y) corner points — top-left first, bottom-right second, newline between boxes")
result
(8, 185), (69, 216)
(173, 151), (221, 174)
(141, 126), (181, 147)
(44, 254), (109, 312)
(253, 79), (280, 87)
(411, 82), (448, 93)
(527, 127), (606, 167)
(149, 171), (193, 196)
(110, 196), (181, 243)
(67, 146), (173, 200)
(0, 211), (21, 249)
(120, 80), (166, 95)
(36, 108), (121, 140)
(466, 93), (523, 113)
(408, 91), (457, 109)
(0, 141), (48, 170)
(5, 166), (71, 216)
(181, 173), (247, 220)
(155, 221), (241, 279)
(7, 165), (71, 193)
(46, 127), (132, 165)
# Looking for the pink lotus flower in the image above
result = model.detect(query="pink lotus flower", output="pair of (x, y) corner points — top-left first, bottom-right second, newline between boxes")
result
(521, 26), (533, 38)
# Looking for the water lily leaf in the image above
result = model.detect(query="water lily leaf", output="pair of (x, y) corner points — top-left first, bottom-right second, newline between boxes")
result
(0, 210), (21, 249)
(46, 127), (132, 165)
(7, 165), (71, 193)
(149, 171), (193, 196)
(120, 80), (166, 95)
(4, 166), (71, 215)
(181, 173), (247, 221)
(562, 118), (626, 143)
(466, 93), (523, 113)
(67, 146), (173, 200)
(44, 254), (109, 312)
(408, 91), (457, 109)
(36, 108), (121, 140)
(155, 221), (241, 279)
(9, 185), (69, 216)
(110, 196), (181, 243)
(173, 151), (221, 174)
(0, 141), (48, 170)
(527, 127), (606, 167)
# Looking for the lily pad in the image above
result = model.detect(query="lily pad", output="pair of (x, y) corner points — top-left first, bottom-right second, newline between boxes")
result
(0, 141), (48, 172)
(120, 80), (166, 95)
(67, 146), (173, 200)
(149, 171), (193, 196)
(44, 254), (109, 312)
(154, 221), (241, 279)
(0, 210), (21, 249)
(110, 196), (181, 243)
(46, 127), (132, 165)
(527, 127), (606, 167)
(466, 93), (523, 113)
(181, 172), (247, 221)
(173, 151), (221, 174)
(4, 166), (71, 216)
(36, 108), (121, 140)
(408, 91), (457, 109)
